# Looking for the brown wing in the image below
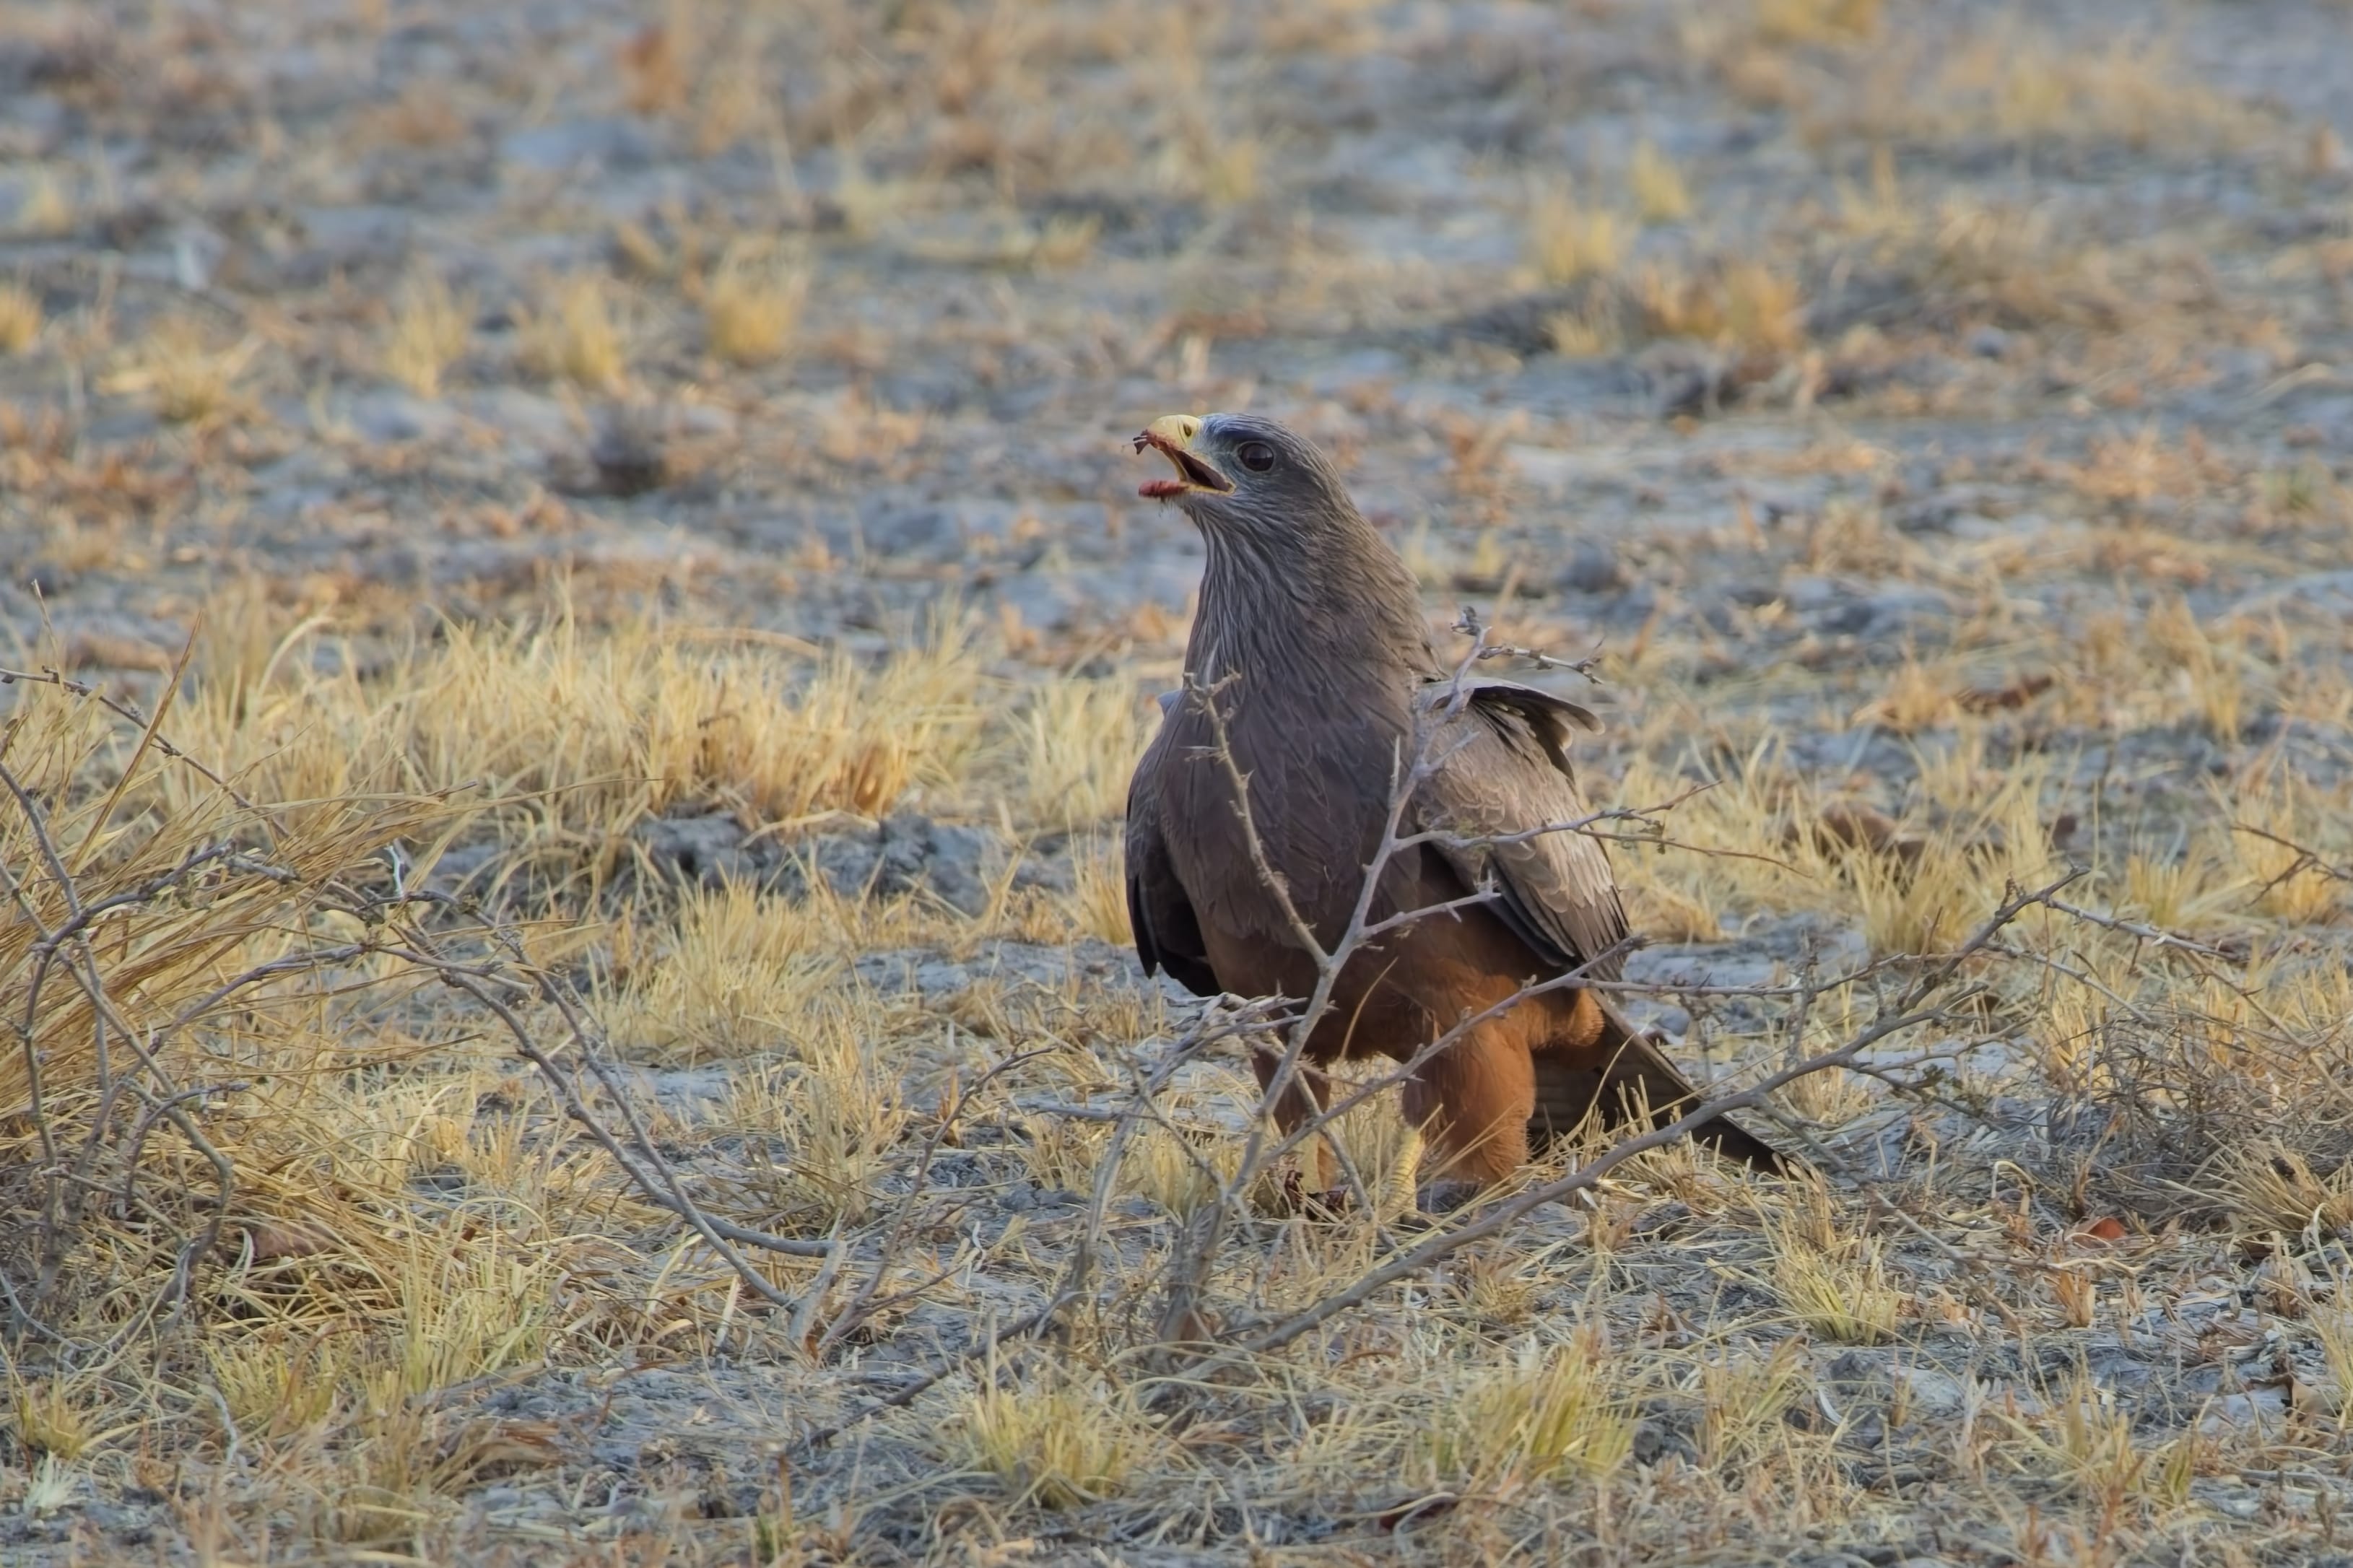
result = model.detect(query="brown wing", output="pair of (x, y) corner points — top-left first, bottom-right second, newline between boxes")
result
(1125, 711), (1219, 996)
(1413, 676), (1630, 982)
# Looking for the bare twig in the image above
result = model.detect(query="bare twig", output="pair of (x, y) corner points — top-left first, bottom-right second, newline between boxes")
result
(1452, 606), (1603, 682)
(1226, 870), (2083, 1357)
(0, 663), (256, 812)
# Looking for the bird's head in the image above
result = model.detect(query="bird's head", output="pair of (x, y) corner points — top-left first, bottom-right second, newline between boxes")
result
(1131, 412), (1357, 544)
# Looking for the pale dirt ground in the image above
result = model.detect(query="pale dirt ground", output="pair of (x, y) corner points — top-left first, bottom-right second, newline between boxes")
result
(5, 1), (2353, 1564)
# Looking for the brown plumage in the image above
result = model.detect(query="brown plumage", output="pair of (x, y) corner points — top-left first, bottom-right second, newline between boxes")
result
(1123, 411), (1788, 1191)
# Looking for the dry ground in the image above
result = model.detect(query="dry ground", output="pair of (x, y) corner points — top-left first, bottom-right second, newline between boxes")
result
(5, 0), (2353, 1562)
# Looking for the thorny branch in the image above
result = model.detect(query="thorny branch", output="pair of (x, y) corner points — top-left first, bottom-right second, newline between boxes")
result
(1128, 609), (2108, 1372)
(1452, 605), (1604, 681)
(0, 662), (255, 813)
(1, 676), (860, 1356)
(1149, 617), (1676, 1344)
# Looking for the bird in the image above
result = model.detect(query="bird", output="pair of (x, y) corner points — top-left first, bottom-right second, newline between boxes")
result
(1121, 411), (1790, 1201)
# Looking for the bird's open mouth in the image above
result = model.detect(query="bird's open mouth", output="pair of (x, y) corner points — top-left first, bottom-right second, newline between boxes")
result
(1132, 414), (1232, 500)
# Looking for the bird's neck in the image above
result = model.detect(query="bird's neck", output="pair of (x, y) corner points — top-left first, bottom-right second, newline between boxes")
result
(1186, 521), (1432, 696)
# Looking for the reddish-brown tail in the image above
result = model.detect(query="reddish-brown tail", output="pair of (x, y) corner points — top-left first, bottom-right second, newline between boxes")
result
(1528, 996), (1799, 1174)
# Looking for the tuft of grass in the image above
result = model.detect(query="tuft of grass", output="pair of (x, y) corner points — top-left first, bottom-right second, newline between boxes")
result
(2026, 1376), (2193, 1507)
(1639, 259), (1807, 353)
(1699, 1339), (1809, 1471)
(1066, 833), (1134, 945)
(1545, 297), (1625, 359)
(1121, 1124), (1229, 1217)
(1013, 1108), (1111, 1194)
(11, 167), (74, 236)
(206, 1332), (347, 1441)
(1763, 1182), (1902, 1343)
(1526, 180), (1627, 285)
(2220, 1143), (2353, 1237)
(1934, 30), (2240, 151)
(382, 266), (472, 398)
(1026, 212), (1102, 271)
(1629, 139), (1692, 223)
(2313, 1310), (2353, 1421)
(2117, 844), (2237, 933)
(724, 1011), (910, 1227)
(1418, 1329), (1633, 1486)
(952, 1363), (1141, 1509)
(518, 272), (627, 391)
(10, 1377), (101, 1460)
(1017, 676), (1152, 829)
(1196, 134), (1261, 208)
(2144, 592), (2243, 741)
(0, 279), (41, 353)
(391, 1232), (549, 1398)
(1846, 762), (2053, 959)
(169, 609), (985, 846)
(1754, 0), (1880, 45)
(703, 240), (808, 367)
(107, 316), (258, 423)
(607, 882), (845, 1061)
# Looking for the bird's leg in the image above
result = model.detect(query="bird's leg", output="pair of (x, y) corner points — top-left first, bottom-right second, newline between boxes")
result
(1250, 1048), (1343, 1208)
(1401, 1028), (1535, 1208)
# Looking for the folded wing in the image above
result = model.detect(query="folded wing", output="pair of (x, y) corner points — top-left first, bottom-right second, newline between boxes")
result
(1414, 676), (1630, 981)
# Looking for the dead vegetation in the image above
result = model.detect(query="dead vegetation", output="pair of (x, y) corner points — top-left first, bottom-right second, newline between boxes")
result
(4, 0), (2353, 1562)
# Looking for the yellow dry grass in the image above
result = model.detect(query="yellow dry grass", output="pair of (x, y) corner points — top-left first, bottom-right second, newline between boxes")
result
(0, 279), (40, 354)
(380, 265), (472, 398)
(7, 561), (2349, 1562)
(701, 240), (808, 366)
(168, 607), (984, 844)
(5, 4), (2349, 1564)
(1526, 179), (1628, 285)
(1628, 139), (1693, 225)
(517, 272), (629, 391)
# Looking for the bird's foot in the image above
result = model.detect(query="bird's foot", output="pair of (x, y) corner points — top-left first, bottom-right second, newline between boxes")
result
(1272, 1168), (1356, 1219)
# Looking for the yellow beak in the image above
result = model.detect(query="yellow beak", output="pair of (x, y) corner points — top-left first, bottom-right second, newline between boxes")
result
(1133, 414), (1231, 498)
(1145, 414), (1202, 449)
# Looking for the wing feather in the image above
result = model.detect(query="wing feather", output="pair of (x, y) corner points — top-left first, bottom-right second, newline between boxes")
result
(1125, 712), (1220, 996)
(1413, 676), (1630, 980)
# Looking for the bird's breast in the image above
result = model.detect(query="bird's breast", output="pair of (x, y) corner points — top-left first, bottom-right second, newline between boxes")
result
(1155, 684), (1414, 941)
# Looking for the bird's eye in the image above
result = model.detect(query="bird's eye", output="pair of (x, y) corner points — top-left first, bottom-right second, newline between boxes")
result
(1236, 441), (1276, 473)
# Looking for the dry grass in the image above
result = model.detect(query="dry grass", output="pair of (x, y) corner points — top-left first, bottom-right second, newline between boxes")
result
(517, 272), (629, 391)
(6, 3), (2352, 1564)
(1417, 1328), (1633, 1486)
(0, 279), (40, 353)
(1639, 259), (1808, 353)
(168, 607), (985, 844)
(12, 575), (2353, 1561)
(700, 240), (807, 366)
(1014, 674), (1153, 829)
(100, 315), (258, 422)
(1754, 0), (1880, 46)
(380, 266), (471, 398)
(1526, 179), (1627, 285)
(951, 1361), (1143, 1509)
(1929, 27), (2248, 150)
(1628, 139), (1692, 225)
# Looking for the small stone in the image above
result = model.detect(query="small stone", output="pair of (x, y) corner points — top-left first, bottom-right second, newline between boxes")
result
(1889, 1364), (1967, 1417)
(352, 388), (461, 444)
(633, 811), (767, 889)
(2198, 1389), (2286, 1434)
(1557, 539), (1626, 594)
(591, 412), (668, 496)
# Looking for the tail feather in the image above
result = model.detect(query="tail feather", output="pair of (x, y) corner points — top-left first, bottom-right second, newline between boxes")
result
(1528, 997), (1799, 1174)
